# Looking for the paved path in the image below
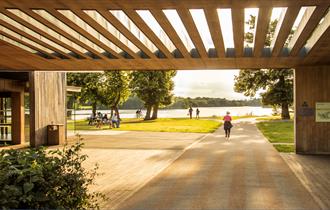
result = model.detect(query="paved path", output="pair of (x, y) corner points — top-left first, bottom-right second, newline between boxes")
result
(118, 121), (320, 210)
(77, 131), (205, 208)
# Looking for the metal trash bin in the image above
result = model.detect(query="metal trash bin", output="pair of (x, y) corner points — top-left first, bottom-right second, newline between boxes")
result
(47, 124), (64, 145)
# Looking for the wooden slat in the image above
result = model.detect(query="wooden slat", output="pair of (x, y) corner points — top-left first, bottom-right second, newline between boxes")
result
(232, 8), (244, 57)
(0, 30), (57, 59)
(0, 19), (70, 58)
(73, 9), (140, 59)
(289, 6), (329, 56)
(150, 9), (191, 58)
(204, 8), (225, 57)
(124, 9), (173, 58)
(253, 7), (272, 57)
(1, 9), (87, 59)
(22, 9), (105, 59)
(305, 9), (330, 57)
(98, 10), (157, 59)
(47, 8), (123, 59)
(271, 6), (300, 56)
(177, 8), (208, 58)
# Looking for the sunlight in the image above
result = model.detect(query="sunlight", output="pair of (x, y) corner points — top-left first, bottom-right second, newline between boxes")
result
(190, 9), (215, 51)
(7, 9), (87, 54)
(163, 9), (195, 52)
(84, 10), (140, 53)
(109, 10), (158, 53)
(217, 9), (234, 49)
(33, 9), (101, 53)
(0, 12), (71, 54)
(136, 10), (176, 53)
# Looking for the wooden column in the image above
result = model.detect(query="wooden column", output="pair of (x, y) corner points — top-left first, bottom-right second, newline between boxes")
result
(11, 91), (25, 144)
(295, 65), (330, 154)
(29, 72), (66, 147)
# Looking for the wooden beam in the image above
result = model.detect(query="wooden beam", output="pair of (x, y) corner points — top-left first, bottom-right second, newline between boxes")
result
(98, 10), (157, 59)
(1, 9), (87, 59)
(47, 8), (123, 59)
(271, 6), (300, 57)
(204, 7), (225, 57)
(124, 9), (174, 58)
(22, 9), (106, 59)
(150, 9), (191, 58)
(0, 19), (70, 58)
(289, 6), (329, 56)
(0, 30), (57, 59)
(253, 7), (272, 57)
(232, 8), (244, 57)
(73, 9), (140, 59)
(0, 0), (329, 11)
(177, 8), (208, 58)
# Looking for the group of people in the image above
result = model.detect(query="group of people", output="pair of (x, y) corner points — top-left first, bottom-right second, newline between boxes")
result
(188, 106), (200, 119)
(88, 112), (120, 128)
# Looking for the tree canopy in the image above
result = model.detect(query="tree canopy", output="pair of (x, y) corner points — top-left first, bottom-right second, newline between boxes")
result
(67, 71), (130, 118)
(129, 70), (176, 120)
(234, 15), (293, 119)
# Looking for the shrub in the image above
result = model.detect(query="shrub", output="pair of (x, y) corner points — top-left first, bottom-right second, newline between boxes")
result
(0, 140), (104, 209)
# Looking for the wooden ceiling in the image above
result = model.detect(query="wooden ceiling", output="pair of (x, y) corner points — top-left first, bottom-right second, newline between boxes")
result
(0, 0), (329, 71)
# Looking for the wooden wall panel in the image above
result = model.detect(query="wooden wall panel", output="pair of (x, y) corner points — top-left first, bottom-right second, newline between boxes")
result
(295, 65), (330, 154)
(11, 91), (24, 144)
(29, 71), (66, 147)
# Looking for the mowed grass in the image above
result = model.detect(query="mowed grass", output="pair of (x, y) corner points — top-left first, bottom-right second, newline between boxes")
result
(257, 120), (294, 153)
(67, 118), (222, 133)
(256, 120), (294, 143)
(273, 144), (295, 153)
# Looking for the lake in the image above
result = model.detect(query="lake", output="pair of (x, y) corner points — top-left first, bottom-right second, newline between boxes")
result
(69, 106), (274, 120)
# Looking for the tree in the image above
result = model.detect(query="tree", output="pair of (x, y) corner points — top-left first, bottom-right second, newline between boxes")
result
(67, 71), (130, 118)
(67, 73), (102, 116)
(97, 71), (130, 119)
(129, 70), (176, 120)
(234, 15), (293, 119)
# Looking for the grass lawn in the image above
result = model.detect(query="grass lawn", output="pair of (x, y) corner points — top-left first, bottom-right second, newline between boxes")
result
(273, 144), (295, 153)
(257, 120), (294, 153)
(67, 118), (222, 133)
(256, 120), (294, 143)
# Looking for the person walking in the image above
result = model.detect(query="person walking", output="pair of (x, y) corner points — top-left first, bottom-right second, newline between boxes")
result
(223, 111), (233, 140)
(188, 106), (193, 119)
(196, 108), (200, 119)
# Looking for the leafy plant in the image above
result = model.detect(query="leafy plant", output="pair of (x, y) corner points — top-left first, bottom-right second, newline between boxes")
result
(0, 138), (105, 209)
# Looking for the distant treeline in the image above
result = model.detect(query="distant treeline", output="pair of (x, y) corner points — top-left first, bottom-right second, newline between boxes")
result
(116, 96), (261, 109)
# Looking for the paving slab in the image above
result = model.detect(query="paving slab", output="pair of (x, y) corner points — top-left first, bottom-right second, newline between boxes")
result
(117, 121), (320, 210)
(78, 131), (205, 208)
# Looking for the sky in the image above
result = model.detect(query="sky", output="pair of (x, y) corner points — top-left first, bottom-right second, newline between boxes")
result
(173, 70), (250, 100)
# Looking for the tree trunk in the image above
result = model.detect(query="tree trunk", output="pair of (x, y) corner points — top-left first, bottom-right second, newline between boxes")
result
(144, 105), (152, 120)
(92, 103), (97, 116)
(113, 106), (120, 120)
(151, 103), (159, 120)
(281, 103), (290, 120)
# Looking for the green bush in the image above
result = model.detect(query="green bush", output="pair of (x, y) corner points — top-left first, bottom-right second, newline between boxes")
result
(0, 141), (104, 209)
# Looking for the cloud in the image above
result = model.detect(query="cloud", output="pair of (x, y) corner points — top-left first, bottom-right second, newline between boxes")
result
(173, 70), (249, 99)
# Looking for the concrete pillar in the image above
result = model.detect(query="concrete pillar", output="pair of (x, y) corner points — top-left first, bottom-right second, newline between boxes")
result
(11, 91), (25, 144)
(295, 65), (330, 154)
(29, 72), (66, 147)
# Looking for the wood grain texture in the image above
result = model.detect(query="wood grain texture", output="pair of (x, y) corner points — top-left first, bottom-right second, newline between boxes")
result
(29, 72), (66, 147)
(295, 65), (330, 154)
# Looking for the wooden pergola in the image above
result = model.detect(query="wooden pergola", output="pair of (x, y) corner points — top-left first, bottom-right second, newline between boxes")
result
(0, 0), (329, 154)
